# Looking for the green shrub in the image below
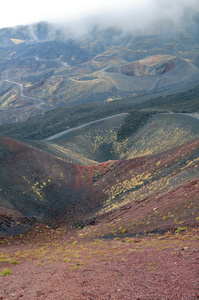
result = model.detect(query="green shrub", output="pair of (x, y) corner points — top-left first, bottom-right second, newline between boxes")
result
(175, 227), (187, 233)
(0, 268), (12, 276)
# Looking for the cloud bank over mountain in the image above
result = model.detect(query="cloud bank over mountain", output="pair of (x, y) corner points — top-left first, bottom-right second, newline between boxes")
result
(1, 0), (199, 33)
(95, 0), (199, 32)
(55, 0), (199, 38)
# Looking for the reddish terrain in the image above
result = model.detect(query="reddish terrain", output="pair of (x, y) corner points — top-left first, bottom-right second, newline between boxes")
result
(0, 134), (199, 235)
(0, 134), (199, 299)
(0, 226), (198, 299)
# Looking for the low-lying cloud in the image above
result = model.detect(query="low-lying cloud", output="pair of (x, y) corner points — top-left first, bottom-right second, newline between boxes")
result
(1, 0), (198, 40)
(58, 0), (199, 38)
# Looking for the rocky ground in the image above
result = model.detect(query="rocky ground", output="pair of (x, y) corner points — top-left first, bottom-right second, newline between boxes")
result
(0, 225), (198, 300)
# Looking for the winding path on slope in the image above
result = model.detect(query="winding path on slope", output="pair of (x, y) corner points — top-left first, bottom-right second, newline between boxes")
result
(46, 113), (129, 141)
(34, 56), (70, 67)
(0, 79), (45, 112)
(46, 111), (199, 142)
(1, 54), (70, 113)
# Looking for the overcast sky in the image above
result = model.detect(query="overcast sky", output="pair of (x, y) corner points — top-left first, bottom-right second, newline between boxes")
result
(0, 0), (199, 31)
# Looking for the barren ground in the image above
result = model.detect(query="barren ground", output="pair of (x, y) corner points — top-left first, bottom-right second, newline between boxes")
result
(0, 225), (198, 300)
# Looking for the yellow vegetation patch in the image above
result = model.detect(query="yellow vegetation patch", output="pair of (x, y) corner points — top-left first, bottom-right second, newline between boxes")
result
(24, 82), (33, 88)
(106, 172), (152, 199)
(98, 172), (152, 214)
(126, 123), (198, 159)
(10, 38), (25, 45)
(48, 80), (62, 95)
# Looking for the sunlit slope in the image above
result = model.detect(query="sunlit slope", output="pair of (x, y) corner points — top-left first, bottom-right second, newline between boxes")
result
(122, 113), (199, 159)
(43, 112), (199, 164)
(44, 114), (128, 164)
(88, 138), (199, 237)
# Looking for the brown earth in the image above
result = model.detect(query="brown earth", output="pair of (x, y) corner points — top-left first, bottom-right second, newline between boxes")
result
(0, 135), (199, 299)
(0, 226), (198, 300)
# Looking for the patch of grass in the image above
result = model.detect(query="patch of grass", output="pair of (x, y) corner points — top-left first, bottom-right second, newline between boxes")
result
(70, 263), (82, 271)
(148, 267), (157, 271)
(0, 259), (8, 263)
(63, 258), (72, 262)
(71, 240), (78, 245)
(175, 227), (187, 234)
(0, 268), (12, 276)
(149, 262), (158, 266)
(9, 260), (21, 264)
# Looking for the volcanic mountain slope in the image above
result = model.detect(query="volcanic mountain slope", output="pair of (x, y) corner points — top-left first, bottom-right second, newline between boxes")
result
(0, 134), (116, 235)
(0, 133), (198, 237)
(1, 53), (198, 112)
(43, 113), (129, 164)
(39, 111), (199, 165)
(121, 112), (199, 159)
(1, 81), (199, 142)
(0, 21), (199, 238)
(0, 21), (199, 124)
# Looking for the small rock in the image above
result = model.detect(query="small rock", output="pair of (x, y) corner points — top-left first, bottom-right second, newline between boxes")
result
(134, 239), (142, 243)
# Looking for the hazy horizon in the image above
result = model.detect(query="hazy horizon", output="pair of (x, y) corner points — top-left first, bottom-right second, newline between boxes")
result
(1, 0), (199, 37)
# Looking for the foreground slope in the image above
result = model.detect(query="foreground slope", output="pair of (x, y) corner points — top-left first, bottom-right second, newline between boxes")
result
(0, 134), (198, 237)
(0, 134), (115, 235)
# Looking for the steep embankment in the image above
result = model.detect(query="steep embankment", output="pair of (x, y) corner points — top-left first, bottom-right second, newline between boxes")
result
(90, 138), (199, 237)
(0, 134), (116, 235)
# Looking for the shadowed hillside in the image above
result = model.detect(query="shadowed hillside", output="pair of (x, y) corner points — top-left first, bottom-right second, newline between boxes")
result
(43, 113), (128, 164)
(0, 134), (116, 236)
(0, 134), (198, 237)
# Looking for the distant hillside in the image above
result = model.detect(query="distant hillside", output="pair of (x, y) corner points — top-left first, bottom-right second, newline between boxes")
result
(121, 112), (199, 159)
(0, 21), (199, 124)
(0, 83), (198, 140)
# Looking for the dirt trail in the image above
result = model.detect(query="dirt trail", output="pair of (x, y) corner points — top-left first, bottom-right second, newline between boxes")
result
(46, 113), (129, 141)
(0, 79), (45, 112)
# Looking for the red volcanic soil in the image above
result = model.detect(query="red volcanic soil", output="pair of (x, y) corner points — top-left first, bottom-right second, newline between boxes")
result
(0, 227), (198, 299)
(121, 61), (143, 76)
(117, 55), (179, 76)
(140, 54), (174, 66)
(0, 134), (115, 231)
(0, 134), (199, 299)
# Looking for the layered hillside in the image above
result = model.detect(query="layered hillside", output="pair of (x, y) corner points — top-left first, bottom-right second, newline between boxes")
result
(1, 132), (198, 237)
(0, 22), (199, 124)
(0, 20), (198, 239)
